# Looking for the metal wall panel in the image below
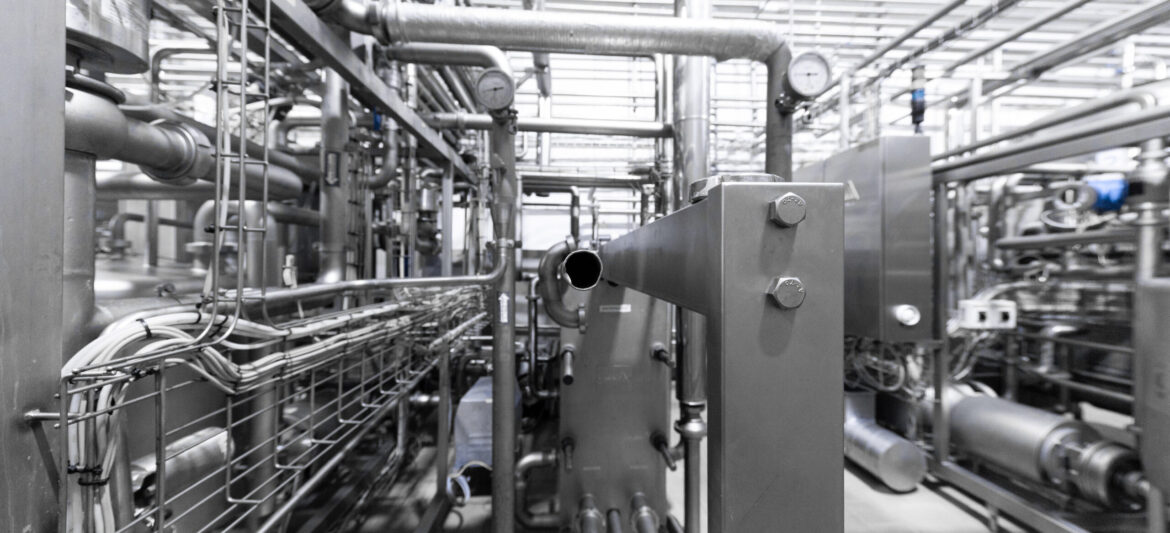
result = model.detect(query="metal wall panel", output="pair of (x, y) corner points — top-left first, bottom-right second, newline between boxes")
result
(0, 3), (66, 531)
(796, 136), (934, 343)
(557, 284), (672, 525)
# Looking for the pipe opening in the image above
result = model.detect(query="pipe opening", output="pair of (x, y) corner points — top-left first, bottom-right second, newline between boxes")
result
(561, 249), (603, 290)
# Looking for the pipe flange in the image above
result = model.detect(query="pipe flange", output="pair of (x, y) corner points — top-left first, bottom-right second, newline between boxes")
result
(375, 0), (406, 45)
(1074, 441), (1142, 511)
(1038, 424), (1098, 486)
(140, 121), (212, 185)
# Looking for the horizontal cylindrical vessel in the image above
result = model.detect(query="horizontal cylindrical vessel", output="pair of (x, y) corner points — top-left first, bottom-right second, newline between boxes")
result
(66, 0), (151, 74)
(949, 395), (1098, 484)
(844, 419), (926, 493)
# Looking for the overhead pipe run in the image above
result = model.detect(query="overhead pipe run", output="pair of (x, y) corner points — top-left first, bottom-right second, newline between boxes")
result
(66, 88), (303, 199)
(314, 0), (793, 176)
(425, 113), (672, 138)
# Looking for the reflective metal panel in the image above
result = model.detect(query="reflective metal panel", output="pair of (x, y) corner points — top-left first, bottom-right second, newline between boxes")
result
(795, 136), (934, 343)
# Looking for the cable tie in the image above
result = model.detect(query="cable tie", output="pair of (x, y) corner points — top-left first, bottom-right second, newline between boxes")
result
(136, 318), (152, 339)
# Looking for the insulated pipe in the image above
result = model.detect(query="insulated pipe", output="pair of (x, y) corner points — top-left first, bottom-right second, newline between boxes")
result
(950, 395), (1096, 484)
(385, 42), (513, 78)
(843, 418), (927, 493)
(319, 71), (351, 284)
(425, 113), (672, 138)
(120, 104), (320, 185)
(66, 88), (303, 199)
(537, 239), (584, 329)
(96, 173), (219, 201)
(322, 0), (791, 175)
(63, 151), (97, 360)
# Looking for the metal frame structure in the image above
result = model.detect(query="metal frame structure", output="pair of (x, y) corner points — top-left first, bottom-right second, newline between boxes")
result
(601, 181), (845, 532)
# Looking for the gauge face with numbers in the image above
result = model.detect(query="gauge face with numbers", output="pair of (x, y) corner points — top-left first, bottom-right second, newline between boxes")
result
(475, 68), (515, 111)
(786, 51), (832, 99)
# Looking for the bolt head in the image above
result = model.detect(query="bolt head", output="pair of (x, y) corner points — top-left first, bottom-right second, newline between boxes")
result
(767, 277), (806, 309)
(769, 193), (807, 227)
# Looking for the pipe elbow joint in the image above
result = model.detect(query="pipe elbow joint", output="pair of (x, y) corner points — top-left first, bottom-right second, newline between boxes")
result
(140, 121), (213, 185)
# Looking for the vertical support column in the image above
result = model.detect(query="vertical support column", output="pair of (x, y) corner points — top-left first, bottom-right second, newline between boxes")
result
(932, 182), (951, 461)
(0, 3), (65, 531)
(145, 200), (160, 267)
(441, 161), (454, 276)
(437, 345), (452, 496)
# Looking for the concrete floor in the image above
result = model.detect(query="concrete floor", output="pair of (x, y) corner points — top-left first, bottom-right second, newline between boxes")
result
(661, 436), (1012, 533)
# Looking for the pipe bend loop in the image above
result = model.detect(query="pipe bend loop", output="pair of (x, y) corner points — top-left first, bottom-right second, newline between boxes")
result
(538, 238), (602, 329)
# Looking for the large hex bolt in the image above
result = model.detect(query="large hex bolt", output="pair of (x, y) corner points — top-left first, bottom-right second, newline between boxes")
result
(767, 277), (806, 309)
(768, 192), (807, 227)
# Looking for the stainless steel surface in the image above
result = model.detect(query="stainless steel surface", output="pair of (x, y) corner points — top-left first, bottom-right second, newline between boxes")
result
(600, 182), (844, 532)
(949, 395), (1096, 485)
(426, 113), (672, 138)
(1, 5), (64, 529)
(319, 70), (351, 284)
(557, 283), (672, 528)
(260, 0), (473, 180)
(1136, 278), (1170, 498)
(66, 0), (150, 74)
(796, 136), (934, 343)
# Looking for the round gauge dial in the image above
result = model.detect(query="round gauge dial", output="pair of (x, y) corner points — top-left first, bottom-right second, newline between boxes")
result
(475, 68), (515, 111)
(786, 51), (833, 99)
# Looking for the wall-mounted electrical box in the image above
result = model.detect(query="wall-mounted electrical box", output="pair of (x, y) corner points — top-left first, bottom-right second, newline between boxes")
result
(795, 136), (935, 343)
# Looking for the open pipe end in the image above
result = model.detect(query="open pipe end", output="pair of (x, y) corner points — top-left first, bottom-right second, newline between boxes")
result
(560, 249), (603, 290)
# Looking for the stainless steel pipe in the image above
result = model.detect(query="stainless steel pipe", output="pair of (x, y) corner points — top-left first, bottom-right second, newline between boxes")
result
(425, 113), (672, 138)
(843, 418), (927, 493)
(320, 0), (791, 175)
(66, 88), (303, 199)
(537, 239), (585, 329)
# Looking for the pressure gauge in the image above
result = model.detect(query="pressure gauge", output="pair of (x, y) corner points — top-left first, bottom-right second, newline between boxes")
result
(786, 51), (833, 99)
(475, 68), (515, 111)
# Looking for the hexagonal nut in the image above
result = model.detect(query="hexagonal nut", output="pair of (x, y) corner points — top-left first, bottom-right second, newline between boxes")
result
(768, 193), (807, 227)
(767, 277), (806, 309)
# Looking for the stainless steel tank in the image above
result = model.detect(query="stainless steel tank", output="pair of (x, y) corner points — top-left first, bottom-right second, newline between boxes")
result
(66, 0), (151, 74)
